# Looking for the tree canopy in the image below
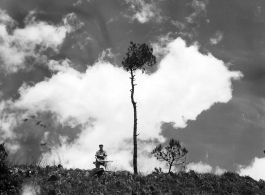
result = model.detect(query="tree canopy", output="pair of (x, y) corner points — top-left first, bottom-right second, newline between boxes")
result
(152, 138), (188, 173)
(122, 42), (156, 72)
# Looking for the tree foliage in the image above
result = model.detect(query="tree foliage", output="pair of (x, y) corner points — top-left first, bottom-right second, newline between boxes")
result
(152, 138), (188, 173)
(122, 42), (156, 71)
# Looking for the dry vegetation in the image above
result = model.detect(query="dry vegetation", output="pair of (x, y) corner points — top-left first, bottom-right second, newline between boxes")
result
(1, 164), (265, 195)
(1, 144), (265, 195)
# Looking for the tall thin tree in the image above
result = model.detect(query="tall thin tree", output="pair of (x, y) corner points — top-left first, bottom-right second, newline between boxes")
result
(122, 42), (156, 174)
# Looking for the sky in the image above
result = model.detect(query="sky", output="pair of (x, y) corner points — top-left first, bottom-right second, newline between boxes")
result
(0, 0), (264, 180)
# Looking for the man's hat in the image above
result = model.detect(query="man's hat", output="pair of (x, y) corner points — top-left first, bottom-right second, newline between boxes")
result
(99, 144), (103, 146)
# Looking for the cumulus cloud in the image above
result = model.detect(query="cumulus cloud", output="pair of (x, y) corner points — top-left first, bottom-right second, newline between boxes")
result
(4, 37), (241, 172)
(210, 31), (224, 45)
(1, 38), (241, 172)
(151, 33), (174, 60)
(125, 0), (164, 23)
(237, 157), (265, 181)
(186, 161), (212, 173)
(0, 10), (73, 73)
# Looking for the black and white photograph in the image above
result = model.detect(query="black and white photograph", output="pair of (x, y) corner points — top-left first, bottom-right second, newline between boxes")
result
(0, 0), (265, 194)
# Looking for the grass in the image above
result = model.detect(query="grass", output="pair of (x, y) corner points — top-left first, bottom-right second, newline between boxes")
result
(1, 162), (265, 195)
(1, 145), (265, 195)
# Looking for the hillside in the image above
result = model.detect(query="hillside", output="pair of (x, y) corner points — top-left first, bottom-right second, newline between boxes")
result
(1, 164), (265, 195)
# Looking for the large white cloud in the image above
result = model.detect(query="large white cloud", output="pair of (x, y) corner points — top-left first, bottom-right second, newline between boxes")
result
(237, 157), (265, 181)
(11, 37), (242, 172)
(0, 10), (73, 73)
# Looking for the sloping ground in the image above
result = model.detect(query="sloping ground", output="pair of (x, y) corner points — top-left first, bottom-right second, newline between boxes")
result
(1, 164), (265, 195)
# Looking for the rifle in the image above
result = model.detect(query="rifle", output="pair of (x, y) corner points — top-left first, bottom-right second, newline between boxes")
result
(95, 160), (113, 163)
(93, 160), (113, 164)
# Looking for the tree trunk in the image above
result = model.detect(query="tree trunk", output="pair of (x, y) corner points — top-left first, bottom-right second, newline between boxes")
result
(168, 162), (173, 173)
(168, 157), (174, 173)
(130, 68), (138, 174)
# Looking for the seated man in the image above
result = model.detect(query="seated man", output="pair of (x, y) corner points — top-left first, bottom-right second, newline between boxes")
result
(94, 144), (107, 169)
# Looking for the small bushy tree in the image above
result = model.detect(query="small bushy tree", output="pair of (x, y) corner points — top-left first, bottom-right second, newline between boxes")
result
(151, 138), (188, 173)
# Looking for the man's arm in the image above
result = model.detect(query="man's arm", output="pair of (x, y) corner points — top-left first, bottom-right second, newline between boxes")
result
(95, 151), (101, 161)
(104, 150), (107, 157)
